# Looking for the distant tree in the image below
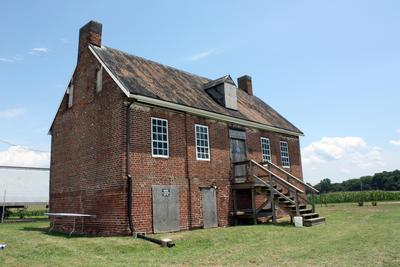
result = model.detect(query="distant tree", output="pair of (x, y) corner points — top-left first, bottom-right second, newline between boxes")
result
(313, 169), (400, 192)
(319, 178), (332, 193)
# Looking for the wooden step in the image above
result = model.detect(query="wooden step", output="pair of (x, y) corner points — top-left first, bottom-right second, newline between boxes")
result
(287, 204), (307, 209)
(299, 208), (313, 214)
(278, 196), (294, 202)
(301, 212), (319, 219)
(303, 217), (326, 227)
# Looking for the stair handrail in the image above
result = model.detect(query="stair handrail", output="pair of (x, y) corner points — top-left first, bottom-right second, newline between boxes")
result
(253, 175), (296, 205)
(250, 160), (304, 194)
(261, 161), (319, 193)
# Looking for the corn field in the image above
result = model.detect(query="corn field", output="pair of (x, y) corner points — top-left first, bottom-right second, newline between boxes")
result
(308, 191), (400, 204)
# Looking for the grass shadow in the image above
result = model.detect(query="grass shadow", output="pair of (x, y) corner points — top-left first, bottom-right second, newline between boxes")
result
(20, 226), (91, 239)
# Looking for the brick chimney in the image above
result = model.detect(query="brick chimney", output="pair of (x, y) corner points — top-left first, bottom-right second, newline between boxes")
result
(78, 21), (102, 59)
(237, 75), (253, 95)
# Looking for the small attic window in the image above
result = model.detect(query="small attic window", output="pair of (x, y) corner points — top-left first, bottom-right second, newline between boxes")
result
(67, 82), (74, 108)
(96, 66), (103, 93)
(204, 75), (238, 110)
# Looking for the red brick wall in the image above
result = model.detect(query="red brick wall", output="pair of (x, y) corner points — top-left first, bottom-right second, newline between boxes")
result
(128, 104), (304, 232)
(129, 105), (189, 232)
(50, 45), (129, 235)
(50, 44), (304, 236)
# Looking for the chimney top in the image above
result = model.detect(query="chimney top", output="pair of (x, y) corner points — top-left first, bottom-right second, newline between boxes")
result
(79, 21), (102, 37)
(237, 75), (253, 95)
(78, 21), (102, 59)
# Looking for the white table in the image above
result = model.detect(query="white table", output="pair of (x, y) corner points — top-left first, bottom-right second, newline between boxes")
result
(45, 213), (96, 236)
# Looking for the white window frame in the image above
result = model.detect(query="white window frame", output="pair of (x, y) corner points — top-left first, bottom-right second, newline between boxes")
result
(96, 66), (103, 93)
(280, 141), (290, 168)
(151, 117), (169, 158)
(261, 137), (271, 162)
(67, 83), (74, 108)
(195, 124), (210, 161)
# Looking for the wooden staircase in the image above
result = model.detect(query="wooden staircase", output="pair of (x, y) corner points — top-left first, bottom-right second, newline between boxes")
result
(272, 184), (326, 227)
(231, 160), (325, 227)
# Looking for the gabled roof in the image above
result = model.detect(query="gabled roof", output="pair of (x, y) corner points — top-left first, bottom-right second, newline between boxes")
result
(89, 45), (303, 135)
(203, 75), (235, 89)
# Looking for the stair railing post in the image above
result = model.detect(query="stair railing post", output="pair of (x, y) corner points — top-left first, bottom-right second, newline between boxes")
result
(295, 190), (300, 217)
(270, 184), (276, 224)
(251, 188), (257, 225)
(312, 191), (316, 213)
(248, 160), (252, 183)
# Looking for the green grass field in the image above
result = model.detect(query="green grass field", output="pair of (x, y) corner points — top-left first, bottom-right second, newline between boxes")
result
(1, 202), (399, 267)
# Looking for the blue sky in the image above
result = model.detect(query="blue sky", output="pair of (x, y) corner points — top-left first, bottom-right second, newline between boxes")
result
(1, 0), (399, 184)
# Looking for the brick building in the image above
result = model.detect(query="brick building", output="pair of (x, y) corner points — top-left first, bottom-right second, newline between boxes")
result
(49, 21), (324, 236)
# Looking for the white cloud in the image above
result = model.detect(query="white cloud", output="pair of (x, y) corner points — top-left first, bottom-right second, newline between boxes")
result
(0, 54), (23, 63)
(303, 137), (369, 163)
(0, 108), (25, 119)
(389, 140), (400, 146)
(29, 47), (48, 55)
(302, 137), (389, 183)
(186, 49), (217, 61)
(0, 146), (50, 167)
(0, 57), (13, 63)
(389, 128), (400, 146)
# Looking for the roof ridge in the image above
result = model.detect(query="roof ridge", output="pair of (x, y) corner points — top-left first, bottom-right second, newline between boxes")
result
(100, 45), (212, 83)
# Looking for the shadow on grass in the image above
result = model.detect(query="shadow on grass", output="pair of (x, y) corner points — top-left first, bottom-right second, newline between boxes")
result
(270, 221), (293, 228)
(20, 226), (92, 239)
(235, 221), (294, 229)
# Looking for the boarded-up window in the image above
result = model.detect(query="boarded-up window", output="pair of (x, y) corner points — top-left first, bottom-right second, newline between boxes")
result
(67, 83), (74, 108)
(96, 66), (103, 93)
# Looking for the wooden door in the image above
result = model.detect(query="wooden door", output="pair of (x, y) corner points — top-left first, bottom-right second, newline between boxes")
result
(201, 188), (218, 228)
(229, 129), (247, 181)
(152, 185), (180, 233)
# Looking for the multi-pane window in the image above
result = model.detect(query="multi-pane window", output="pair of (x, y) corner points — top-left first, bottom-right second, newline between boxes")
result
(261, 137), (271, 162)
(151, 118), (168, 157)
(280, 141), (290, 168)
(195, 124), (210, 160)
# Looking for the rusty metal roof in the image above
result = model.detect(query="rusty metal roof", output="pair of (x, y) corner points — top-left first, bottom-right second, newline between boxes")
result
(90, 45), (303, 135)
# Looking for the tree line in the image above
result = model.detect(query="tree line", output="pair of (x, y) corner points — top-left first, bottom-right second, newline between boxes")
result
(313, 169), (400, 193)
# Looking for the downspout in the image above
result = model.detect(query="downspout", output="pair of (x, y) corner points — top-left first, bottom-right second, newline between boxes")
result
(184, 113), (192, 229)
(125, 100), (135, 235)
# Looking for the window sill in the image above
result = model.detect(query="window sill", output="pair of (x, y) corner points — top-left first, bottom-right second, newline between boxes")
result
(152, 155), (169, 159)
(196, 158), (211, 161)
